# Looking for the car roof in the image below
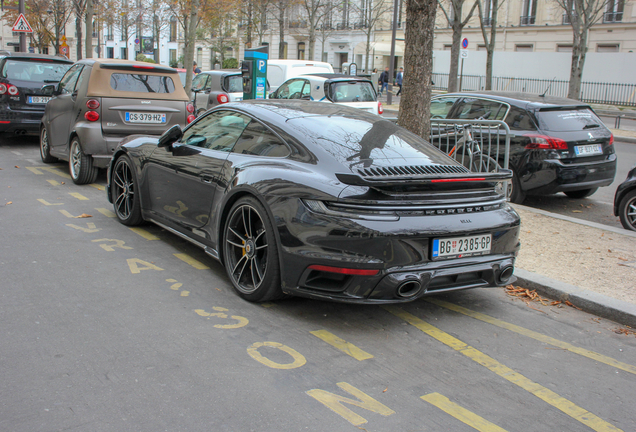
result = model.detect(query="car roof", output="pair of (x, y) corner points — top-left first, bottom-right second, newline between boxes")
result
(0, 52), (72, 63)
(199, 70), (241, 77)
(441, 91), (591, 110)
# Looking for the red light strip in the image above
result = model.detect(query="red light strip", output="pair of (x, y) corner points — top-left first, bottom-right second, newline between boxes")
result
(0, 121), (10, 124)
(133, 65), (155, 69)
(431, 178), (486, 183)
(308, 265), (379, 276)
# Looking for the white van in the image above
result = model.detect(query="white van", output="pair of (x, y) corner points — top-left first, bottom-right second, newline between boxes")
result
(267, 60), (334, 93)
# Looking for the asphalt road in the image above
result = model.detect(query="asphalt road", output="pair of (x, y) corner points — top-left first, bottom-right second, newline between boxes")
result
(2, 136), (635, 431)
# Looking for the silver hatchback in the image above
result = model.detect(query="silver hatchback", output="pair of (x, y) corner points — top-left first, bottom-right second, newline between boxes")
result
(40, 59), (194, 184)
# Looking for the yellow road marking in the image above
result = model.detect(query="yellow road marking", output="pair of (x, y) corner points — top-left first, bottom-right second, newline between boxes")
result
(46, 180), (60, 186)
(41, 167), (71, 179)
(129, 227), (159, 240)
(95, 208), (116, 217)
(421, 393), (509, 432)
(310, 330), (374, 361)
(126, 258), (164, 274)
(247, 342), (306, 369)
(59, 210), (74, 218)
(92, 238), (133, 252)
(307, 382), (395, 426)
(427, 298), (636, 376)
(26, 167), (44, 175)
(194, 308), (249, 329)
(37, 198), (63, 206)
(383, 306), (623, 432)
(69, 192), (89, 200)
(174, 253), (210, 270)
(89, 183), (105, 191)
(65, 223), (100, 233)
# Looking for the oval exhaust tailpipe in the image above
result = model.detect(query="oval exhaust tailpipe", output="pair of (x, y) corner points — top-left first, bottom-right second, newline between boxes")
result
(396, 280), (422, 298)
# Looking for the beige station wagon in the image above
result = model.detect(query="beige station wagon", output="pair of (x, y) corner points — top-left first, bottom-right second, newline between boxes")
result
(40, 59), (194, 184)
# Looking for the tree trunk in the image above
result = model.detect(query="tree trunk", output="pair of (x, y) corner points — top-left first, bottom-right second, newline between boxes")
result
(184, 0), (200, 94)
(398, 0), (436, 138)
(568, 28), (587, 99)
(278, 2), (285, 59)
(447, 19), (462, 92)
(85, 0), (93, 58)
(76, 16), (83, 60)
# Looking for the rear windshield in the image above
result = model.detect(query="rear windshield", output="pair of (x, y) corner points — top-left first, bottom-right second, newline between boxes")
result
(536, 108), (604, 132)
(110, 73), (176, 93)
(224, 75), (243, 93)
(328, 81), (376, 102)
(2, 59), (71, 83)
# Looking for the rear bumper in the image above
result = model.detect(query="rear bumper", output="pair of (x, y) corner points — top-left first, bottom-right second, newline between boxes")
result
(0, 105), (44, 134)
(524, 154), (617, 195)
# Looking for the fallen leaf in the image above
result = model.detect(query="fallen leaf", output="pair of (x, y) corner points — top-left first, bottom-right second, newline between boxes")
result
(618, 257), (628, 261)
(608, 249), (612, 253)
(61, 182), (65, 185)
(383, 388), (388, 393)
(74, 213), (92, 218)
(14, 166), (20, 168)
(6, 201), (12, 205)
(572, 210), (582, 213)
(564, 301), (582, 310)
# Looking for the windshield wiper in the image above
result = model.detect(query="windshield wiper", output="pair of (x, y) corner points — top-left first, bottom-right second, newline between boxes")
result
(583, 124), (600, 129)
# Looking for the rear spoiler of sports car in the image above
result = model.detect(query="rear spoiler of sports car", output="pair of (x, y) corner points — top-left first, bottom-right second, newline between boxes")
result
(335, 169), (513, 187)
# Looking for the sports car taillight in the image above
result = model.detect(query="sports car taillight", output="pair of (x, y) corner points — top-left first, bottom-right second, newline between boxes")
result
(524, 134), (568, 150)
(378, 101), (383, 115)
(609, 134), (614, 146)
(187, 114), (196, 124)
(85, 111), (99, 122)
(217, 94), (229, 104)
(186, 103), (195, 113)
(86, 99), (100, 109)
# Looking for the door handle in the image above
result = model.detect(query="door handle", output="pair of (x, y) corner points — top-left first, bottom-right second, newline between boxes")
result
(201, 175), (213, 184)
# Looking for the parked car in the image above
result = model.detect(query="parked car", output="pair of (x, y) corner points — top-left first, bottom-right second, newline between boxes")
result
(269, 74), (383, 115)
(431, 91), (617, 204)
(0, 52), (72, 136)
(267, 59), (334, 93)
(614, 165), (636, 231)
(175, 68), (187, 87)
(106, 100), (520, 304)
(40, 59), (194, 185)
(191, 70), (243, 115)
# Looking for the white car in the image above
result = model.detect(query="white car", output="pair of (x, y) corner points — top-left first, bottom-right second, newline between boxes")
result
(267, 60), (334, 93)
(269, 74), (383, 115)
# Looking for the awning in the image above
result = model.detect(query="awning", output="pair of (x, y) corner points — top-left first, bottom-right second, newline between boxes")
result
(354, 41), (404, 56)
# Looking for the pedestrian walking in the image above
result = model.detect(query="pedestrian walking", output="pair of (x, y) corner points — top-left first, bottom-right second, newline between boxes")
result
(378, 67), (389, 96)
(395, 67), (403, 96)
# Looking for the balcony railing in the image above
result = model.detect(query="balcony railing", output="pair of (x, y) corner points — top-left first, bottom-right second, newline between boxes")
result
(520, 15), (535, 25)
(289, 20), (307, 29)
(603, 11), (623, 22)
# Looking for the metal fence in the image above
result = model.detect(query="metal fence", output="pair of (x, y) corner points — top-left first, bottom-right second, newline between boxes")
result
(431, 73), (636, 107)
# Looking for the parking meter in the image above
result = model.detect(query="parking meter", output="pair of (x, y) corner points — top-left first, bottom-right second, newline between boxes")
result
(242, 46), (268, 100)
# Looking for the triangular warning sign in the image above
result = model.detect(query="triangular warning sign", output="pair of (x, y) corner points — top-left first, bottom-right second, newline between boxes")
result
(12, 13), (33, 33)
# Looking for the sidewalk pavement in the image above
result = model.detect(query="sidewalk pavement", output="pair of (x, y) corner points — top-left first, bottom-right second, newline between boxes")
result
(380, 96), (636, 328)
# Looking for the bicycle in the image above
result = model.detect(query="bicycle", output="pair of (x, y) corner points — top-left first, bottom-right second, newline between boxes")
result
(446, 124), (501, 174)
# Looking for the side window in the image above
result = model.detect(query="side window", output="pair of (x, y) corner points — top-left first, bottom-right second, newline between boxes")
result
(74, 66), (91, 94)
(182, 110), (250, 152)
(232, 120), (290, 157)
(431, 97), (458, 119)
(301, 81), (311, 98)
(191, 74), (209, 92)
(58, 64), (83, 94)
(455, 98), (506, 120)
(505, 106), (537, 131)
(276, 79), (306, 99)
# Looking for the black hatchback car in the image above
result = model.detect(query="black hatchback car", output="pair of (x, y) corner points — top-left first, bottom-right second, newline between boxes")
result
(0, 52), (72, 135)
(432, 91), (617, 203)
(614, 165), (636, 231)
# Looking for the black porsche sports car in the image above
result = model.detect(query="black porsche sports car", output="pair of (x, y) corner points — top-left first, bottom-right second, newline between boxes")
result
(107, 101), (521, 303)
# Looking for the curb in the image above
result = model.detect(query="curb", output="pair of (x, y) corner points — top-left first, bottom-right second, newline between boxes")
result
(514, 269), (636, 328)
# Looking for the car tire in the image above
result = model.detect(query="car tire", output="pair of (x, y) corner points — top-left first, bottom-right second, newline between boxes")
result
(223, 196), (283, 302)
(564, 188), (598, 199)
(618, 190), (636, 232)
(507, 168), (526, 204)
(69, 138), (98, 185)
(39, 127), (57, 163)
(111, 155), (144, 226)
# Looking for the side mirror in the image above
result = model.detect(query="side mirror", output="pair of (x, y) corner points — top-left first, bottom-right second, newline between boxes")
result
(41, 84), (57, 96)
(158, 125), (183, 148)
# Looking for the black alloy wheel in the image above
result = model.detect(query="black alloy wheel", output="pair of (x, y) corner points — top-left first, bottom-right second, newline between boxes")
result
(39, 126), (57, 163)
(111, 155), (143, 226)
(507, 168), (526, 204)
(564, 188), (598, 199)
(618, 190), (636, 231)
(223, 197), (282, 302)
(69, 137), (99, 185)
